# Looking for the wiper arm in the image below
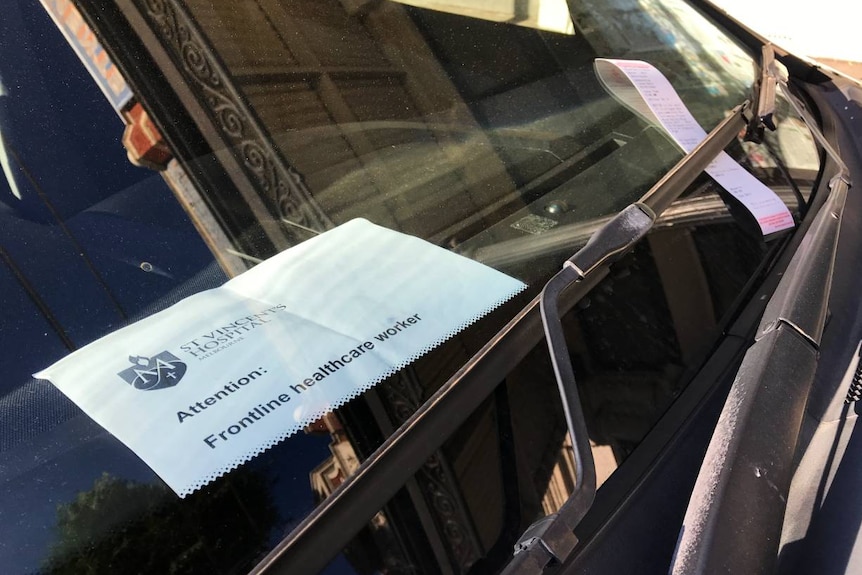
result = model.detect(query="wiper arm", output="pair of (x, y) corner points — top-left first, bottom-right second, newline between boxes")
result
(512, 203), (654, 568)
(250, 102), (752, 575)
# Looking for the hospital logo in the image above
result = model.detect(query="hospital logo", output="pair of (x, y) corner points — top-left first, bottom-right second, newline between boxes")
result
(118, 352), (187, 391)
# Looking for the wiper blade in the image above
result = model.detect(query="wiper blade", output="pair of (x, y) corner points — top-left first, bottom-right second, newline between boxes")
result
(748, 41), (849, 182)
(250, 102), (752, 575)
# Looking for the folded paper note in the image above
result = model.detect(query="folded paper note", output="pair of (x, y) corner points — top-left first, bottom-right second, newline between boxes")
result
(35, 219), (526, 497)
(595, 58), (794, 236)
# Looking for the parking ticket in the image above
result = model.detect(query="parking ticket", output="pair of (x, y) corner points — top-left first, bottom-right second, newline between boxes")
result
(34, 219), (526, 497)
(595, 58), (795, 236)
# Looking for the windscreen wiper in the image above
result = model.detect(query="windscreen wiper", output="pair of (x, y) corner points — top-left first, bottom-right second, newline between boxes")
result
(502, 101), (759, 573)
(250, 101), (756, 575)
(507, 202), (654, 570)
(510, 45), (855, 572)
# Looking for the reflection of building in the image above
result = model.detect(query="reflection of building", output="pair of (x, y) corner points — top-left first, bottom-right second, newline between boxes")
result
(308, 413), (422, 573)
(63, 1), (591, 570)
(134, 0), (533, 256)
(59, 0), (807, 572)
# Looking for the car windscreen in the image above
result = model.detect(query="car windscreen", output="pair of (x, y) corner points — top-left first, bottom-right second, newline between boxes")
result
(0, 0), (820, 573)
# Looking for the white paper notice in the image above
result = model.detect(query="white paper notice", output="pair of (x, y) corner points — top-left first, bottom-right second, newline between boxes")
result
(34, 219), (526, 497)
(594, 58), (794, 236)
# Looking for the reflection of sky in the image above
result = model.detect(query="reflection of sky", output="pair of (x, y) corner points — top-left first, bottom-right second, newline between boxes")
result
(713, 0), (862, 63)
(0, 1), (342, 573)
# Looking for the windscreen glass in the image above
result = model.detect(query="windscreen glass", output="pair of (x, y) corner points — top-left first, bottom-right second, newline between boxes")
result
(0, 0), (819, 573)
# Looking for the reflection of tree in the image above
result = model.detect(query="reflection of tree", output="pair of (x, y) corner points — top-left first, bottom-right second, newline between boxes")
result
(44, 471), (278, 574)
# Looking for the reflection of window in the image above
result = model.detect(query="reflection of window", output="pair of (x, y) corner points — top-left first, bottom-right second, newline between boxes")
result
(388, 0), (575, 34)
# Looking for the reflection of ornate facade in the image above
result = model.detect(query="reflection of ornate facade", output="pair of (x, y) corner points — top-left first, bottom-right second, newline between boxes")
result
(139, 0), (334, 246)
(136, 0), (520, 254)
